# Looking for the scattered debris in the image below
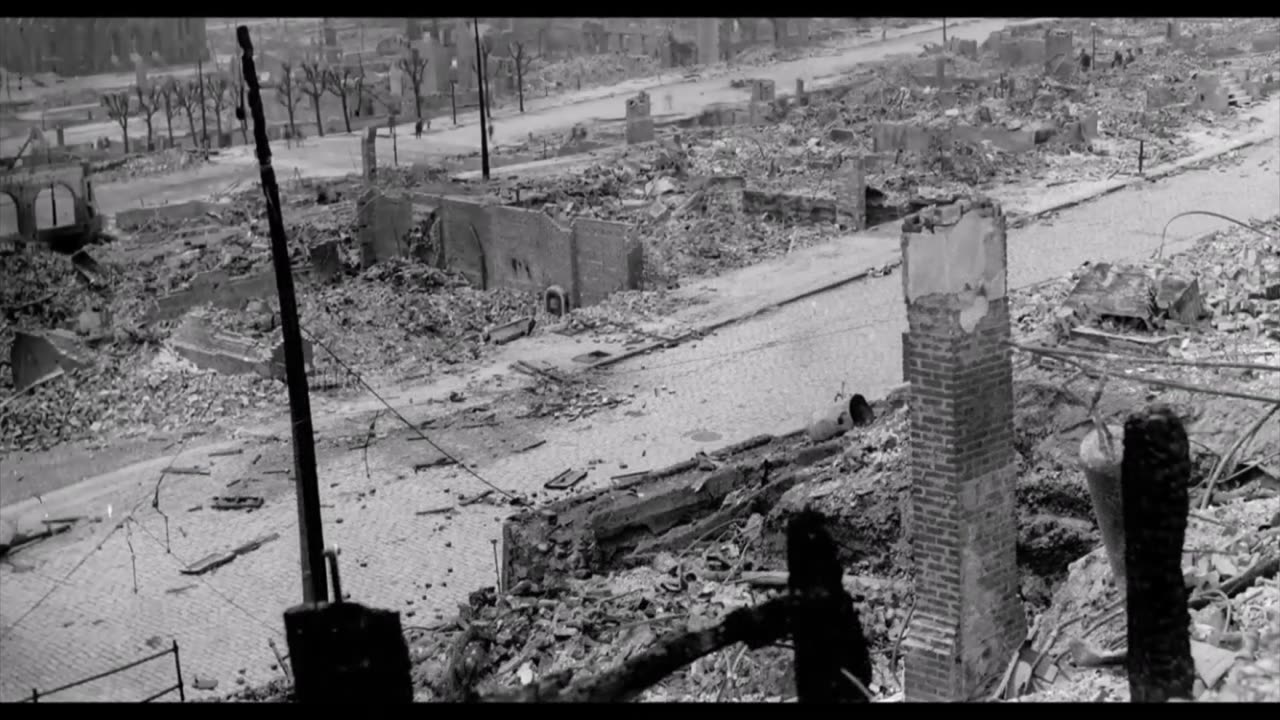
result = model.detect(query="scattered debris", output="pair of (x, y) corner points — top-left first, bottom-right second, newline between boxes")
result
(180, 532), (280, 576)
(210, 495), (266, 511)
(545, 468), (588, 491)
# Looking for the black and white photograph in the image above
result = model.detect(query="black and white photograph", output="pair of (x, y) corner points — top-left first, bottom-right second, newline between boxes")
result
(1, 15), (1278, 704)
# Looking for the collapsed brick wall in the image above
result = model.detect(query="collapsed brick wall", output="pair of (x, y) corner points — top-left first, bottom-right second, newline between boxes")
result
(898, 199), (1024, 701)
(873, 122), (1040, 155)
(145, 269), (287, 324)
(438, 198), (642, 307)
(115, 200), (214, 232)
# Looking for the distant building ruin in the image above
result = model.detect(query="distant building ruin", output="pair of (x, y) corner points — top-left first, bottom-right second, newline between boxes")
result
(0, 18), (208, 77)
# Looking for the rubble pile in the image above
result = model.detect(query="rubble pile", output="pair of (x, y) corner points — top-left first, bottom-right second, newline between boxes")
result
(555, 288), (692, 340)
(1, 348), (286, 453)
(514, 373), (634, 423)
(528, 54), (664, 97)
(0, 173), (540, 451)
(409, 534), (907, 702)
(300, 259), (539, 385)
(0, 251), (96, 389)
(90, 148), (206, 184)
(385, 211), (1280, 703)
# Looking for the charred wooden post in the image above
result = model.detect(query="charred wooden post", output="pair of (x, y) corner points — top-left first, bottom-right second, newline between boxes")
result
(788, 510), (873, 703)
(1121, 406), (1195, 703)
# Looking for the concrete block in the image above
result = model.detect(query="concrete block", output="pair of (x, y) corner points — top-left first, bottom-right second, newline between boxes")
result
(10, 329), (91, 391)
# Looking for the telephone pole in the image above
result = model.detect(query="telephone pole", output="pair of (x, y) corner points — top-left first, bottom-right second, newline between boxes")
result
(235, 25), (328, 604)
(474, 18), (490, 180)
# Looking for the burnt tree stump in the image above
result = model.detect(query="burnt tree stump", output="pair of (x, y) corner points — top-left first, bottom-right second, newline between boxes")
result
(787, 510), (873, 703)
(1121, 406), (1195, 703)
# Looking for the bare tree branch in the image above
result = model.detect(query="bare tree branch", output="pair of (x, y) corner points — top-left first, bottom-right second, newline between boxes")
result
(134, 82), (161, 151)
(100, 91), (132, 153)
(299, 62), (326, 137)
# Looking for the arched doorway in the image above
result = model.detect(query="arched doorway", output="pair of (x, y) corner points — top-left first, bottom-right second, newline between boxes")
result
(33, 184), (77, 230)
(0, 192), (20, 237)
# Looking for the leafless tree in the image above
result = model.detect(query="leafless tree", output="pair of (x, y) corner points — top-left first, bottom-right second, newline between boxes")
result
(100, 91), (132, 153)
(398, 49), (429, 119)
(203, 72), (231, 142)
(299, 61), (327, 138)
(158, 77), (178, 146)
(134, 82), (161, 151)
(276, 61), (302, 142)
(508, 41), (538, 113)
(323, 65), (362, 133)
(173, 78), (200, 141)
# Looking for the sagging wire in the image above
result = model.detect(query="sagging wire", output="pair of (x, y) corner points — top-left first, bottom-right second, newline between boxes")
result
(0, 399), (220, 639)
(297, 324), (520, 502)
(1154, 210), (1279, 260)
(128, 517), (284, 637)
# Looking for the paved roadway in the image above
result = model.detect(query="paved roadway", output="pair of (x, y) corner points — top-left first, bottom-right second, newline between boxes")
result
(1, 126), (1275, 700)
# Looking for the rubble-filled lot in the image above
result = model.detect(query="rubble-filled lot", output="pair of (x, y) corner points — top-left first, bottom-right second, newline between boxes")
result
(472, 17), (1278, 290)
(230, 215), (1276, 704)
(5, 19), (1277, 456)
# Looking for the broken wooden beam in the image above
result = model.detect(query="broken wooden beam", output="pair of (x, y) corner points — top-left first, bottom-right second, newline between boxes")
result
(501, 435), (845, 590)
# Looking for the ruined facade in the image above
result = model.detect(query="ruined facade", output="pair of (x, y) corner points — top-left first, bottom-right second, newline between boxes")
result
(0, 18), (208, 77)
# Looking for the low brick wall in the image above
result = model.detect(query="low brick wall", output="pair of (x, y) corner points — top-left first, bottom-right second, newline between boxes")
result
(115, 200), (214, 231)
(873, 122), (1039, 154)
(743, 186), (865, 230)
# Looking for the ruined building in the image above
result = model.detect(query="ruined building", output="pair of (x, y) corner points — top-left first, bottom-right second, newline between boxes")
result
(0, 18), (208, 77)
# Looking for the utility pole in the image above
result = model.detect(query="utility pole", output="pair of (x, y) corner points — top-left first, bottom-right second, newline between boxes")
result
(197, 56), (208, 149)
(450, 58), (458, 125)
(235, 25), (329, 605)
(474, 18), (490, 181)
(942, 17), (947, 44)
(390, 112), (398, 166)
(1091, 21), (1098, 72)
